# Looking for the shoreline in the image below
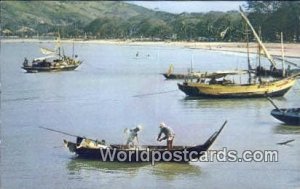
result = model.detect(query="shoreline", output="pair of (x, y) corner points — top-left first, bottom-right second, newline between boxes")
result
(2, 38), (300, 58)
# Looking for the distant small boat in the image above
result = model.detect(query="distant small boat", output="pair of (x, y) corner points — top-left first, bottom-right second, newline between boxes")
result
(267, 97), (300, 126)
(162, 64), (197, 80)
(162, 64), (246, 80)
(22, 34), (82, 73)
(64, 121), (227, 163)
(22, 55), (82, 73)
(162, 72), (189, 79)
(255, 65), (300, 78)
(253, 25), (300, 78)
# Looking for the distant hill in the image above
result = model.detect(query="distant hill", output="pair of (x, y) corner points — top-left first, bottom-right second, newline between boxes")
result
(1, 1), (156, 35)
(1, 1), (243, 41)
(4, 1), (298, 42)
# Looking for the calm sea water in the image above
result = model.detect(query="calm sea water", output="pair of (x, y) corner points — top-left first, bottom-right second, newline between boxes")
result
(1, 41), (300, 189)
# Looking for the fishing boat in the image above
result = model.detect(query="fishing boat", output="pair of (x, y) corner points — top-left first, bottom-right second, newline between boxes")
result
(162, 64), (199, 79)
(271, 108), (300, 126)
(251, 17), (300, 78)
(178, 76), (296, 98)
(162, 71), (225, 80)
(255, 65), (300, 78)
(267, 97), (300, 126)
(63, 121), (227, 163)
(162, 64), (246, 80)
(22, 55), (82, 73)
(22, 35), (82, 73)
(254, 31), (300, 78)
(178, 7), (298, 98)
(162, 72), (189, 79)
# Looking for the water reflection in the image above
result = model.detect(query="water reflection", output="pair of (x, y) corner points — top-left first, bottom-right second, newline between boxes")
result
(149, 162), (201, 180)
(66, 158), (149, 177)
(66, 158), (201, 181)
(273, 124), (300, 135)
(180, 97), (277, 110)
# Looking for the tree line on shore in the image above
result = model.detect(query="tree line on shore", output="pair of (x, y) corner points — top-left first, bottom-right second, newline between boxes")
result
(2, 1), (300, 42)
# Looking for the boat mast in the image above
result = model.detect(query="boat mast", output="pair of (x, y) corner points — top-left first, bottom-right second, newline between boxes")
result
(258, 27), (262, 68)
(239, 7), (277, 68)
(72, 39), (75, 59)
(56, 31), (62, 57)
(281, 32), (285, 77)
(190, 53), (193, 73)
(245, 23), (252, 84)
(188, 53), (194, 81)
(258, 27), (262, 81)
(246, 24), (251, 70)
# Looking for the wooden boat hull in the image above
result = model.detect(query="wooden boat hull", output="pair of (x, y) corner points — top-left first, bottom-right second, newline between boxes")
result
(162, 72), (233, 80)
(22, 64), (80, 73)
(162, 73), (199, 80)
(271, 108), (300, 126)
(64, 122), (227, 163)
(162, 73), (186, 79)
(178, 77), (296, 98)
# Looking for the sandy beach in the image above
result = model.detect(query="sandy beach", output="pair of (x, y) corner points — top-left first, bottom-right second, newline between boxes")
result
(183, 42), (300, 58)
(2, 38), (300, 58)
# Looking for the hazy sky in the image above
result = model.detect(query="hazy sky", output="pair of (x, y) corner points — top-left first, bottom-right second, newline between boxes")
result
(129, 1), (246, 14)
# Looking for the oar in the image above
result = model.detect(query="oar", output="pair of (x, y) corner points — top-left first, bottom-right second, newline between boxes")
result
(266, 97), (281, 111)
(277, 139), (295, 145)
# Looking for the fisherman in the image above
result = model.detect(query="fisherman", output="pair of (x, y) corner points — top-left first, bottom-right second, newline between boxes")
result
(126, 125), (142, 147)
(157, 122), (175, 150)
(209, 77), (217, 84)
(77, 138), (107, 149)
(287, 65), (291, 76)
(23, 58), (29, 67)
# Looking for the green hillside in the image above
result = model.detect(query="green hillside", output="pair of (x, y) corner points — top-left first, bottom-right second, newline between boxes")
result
(1, 1), (163, 38)
(1, 1), (243, 41)
(1, 1), (300, 42)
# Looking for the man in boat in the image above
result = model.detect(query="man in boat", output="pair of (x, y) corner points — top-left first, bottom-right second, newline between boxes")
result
(126, 125), (142, 148)
(287, 65), (291, 76)
(23, 58), (29, 67)
(157, 122), (175, 150)
(77, 138), (107, 149)
(209, 77), (217, 84)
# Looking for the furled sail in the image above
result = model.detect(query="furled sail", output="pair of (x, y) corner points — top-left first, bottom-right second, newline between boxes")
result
(40, 47), (55, 55)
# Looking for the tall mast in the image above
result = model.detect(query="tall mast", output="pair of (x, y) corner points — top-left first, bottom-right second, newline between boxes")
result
(56, 31), (62, 57)
(245, 23), (252, 84)
(239, 7), (277, 68)
(258, 27), (262, 82)
(190, 53), (193, 73)
(281, 32), (285, 77)
(246, 24), (251, 70)
(258, 27), (262, 68)
(72, 40), (75, 59)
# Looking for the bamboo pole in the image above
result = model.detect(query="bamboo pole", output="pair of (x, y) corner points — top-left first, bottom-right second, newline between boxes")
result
(281, 32), (285, 77)
(239, 7), (277, 68)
